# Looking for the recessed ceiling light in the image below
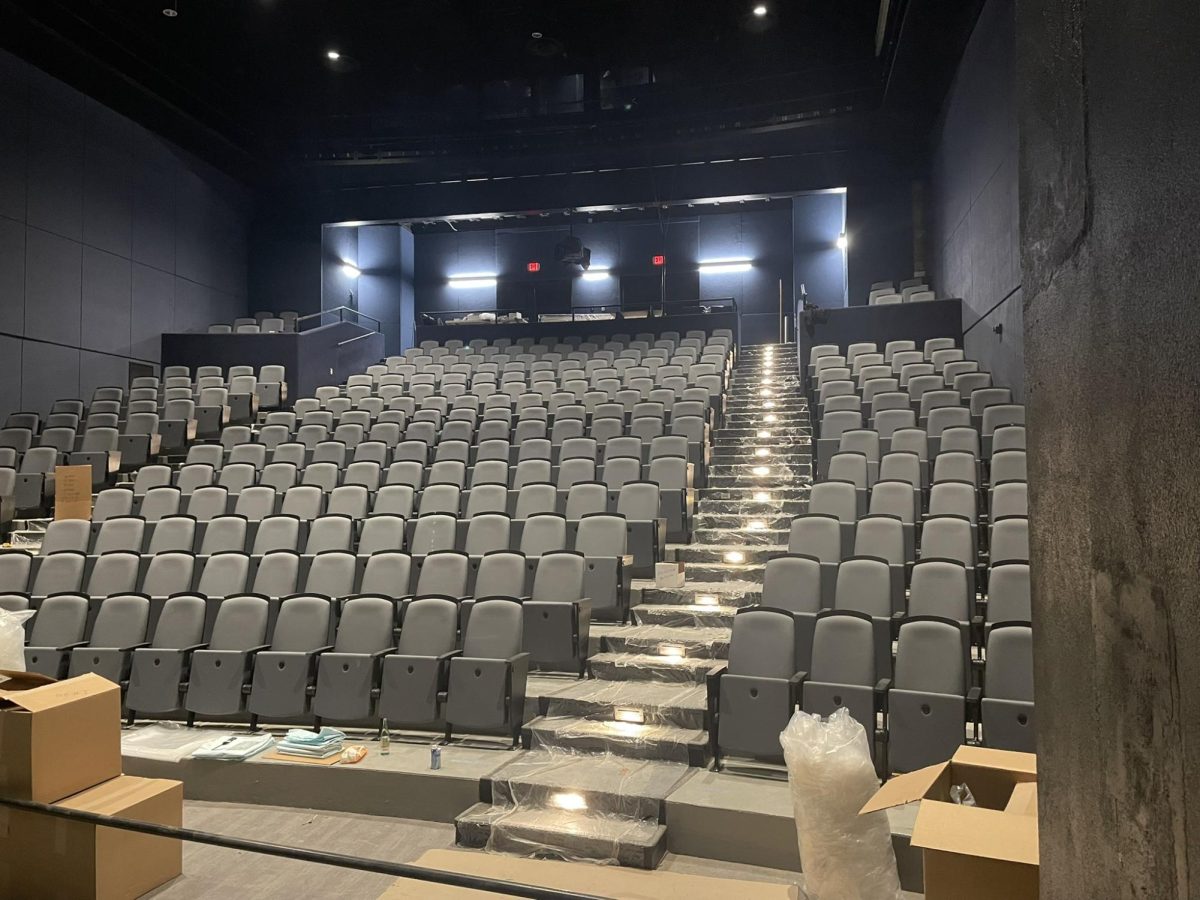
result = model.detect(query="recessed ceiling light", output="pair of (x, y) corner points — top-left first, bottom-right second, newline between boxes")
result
(162, 6), (178, 16)
(326, 50), (341, 60)
(753, 5), (768, 17)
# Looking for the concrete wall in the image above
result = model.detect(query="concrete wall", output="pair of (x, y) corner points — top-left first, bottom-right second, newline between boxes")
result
(1019, 0), (1200, 896)
(0, 50), (251, 419)
(930, 0), (1023, 398)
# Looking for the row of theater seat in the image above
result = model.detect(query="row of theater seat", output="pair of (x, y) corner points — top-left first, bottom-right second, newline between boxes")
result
(706, 332), (1034, 775)
(209, 311), (300, 333)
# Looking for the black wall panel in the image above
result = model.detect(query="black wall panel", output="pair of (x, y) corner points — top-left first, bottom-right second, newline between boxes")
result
(0, 49), (251, 420)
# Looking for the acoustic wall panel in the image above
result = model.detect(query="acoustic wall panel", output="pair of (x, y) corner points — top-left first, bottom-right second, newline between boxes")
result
(0, 49), (251, 420)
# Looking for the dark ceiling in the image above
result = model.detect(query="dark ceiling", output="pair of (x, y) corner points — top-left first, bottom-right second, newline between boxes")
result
(0, 0), (983, 190)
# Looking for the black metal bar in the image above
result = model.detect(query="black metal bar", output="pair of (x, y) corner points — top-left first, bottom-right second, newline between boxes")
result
(0, 796), (607, 900)
(962, 284), (1022, 335)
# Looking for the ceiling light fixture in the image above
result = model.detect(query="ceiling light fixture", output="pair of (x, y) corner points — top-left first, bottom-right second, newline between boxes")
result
(448, 272), (498, 288)
(837, 233), (849, 251)
(162, 2), (178, 16)
(340, 263), (360, 279)
(698, 257), (753, 275)
(753, 4), (768, 17)
(580, 267), (611, 282)
(326, 50), (341, 60)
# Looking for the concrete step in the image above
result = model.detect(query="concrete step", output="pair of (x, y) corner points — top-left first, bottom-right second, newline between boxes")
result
(540, 679), (708, 729)
(632, 603), (740, 628)
(601, 624), (730, 659)
(455, 802), (669, 868)
(679, 562), (768, 583)
(693, 512), (794, 530)
(640, 583), (763, 607)
(587, 651), (720, 684)
(675, 544), (785, 566)
(693, 527), (790, 545)
(483, 750), (692, 820)
(523, 715), (709, 766)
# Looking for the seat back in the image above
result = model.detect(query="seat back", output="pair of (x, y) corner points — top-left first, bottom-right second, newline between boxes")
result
(396, 597), (458, 655)
(985, 625), (1034, 700)
(727, 609), (797, 678)
(196, 552), (250, 597)
(88, 595), (150, 648)
(29, 594), (90, 646)
(270, 596), (332, 651)
(414, 551), (469, 596)
(151, 595), (207, 648)
(761, 555), (823, 613)
(208, 595), (270, 650)
(810, 613), (875, 685)
(834, 557), (892, 617)
(334, 597), (395, 653)
(908, 560), (970, 621)
(360, 552), (412, 597)
(462, 598), (522, 658)
(530, 552), (585, 602)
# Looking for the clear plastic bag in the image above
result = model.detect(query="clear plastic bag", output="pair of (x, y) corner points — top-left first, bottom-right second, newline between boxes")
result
(781, 707), (902, 900)
(0, 608), (35, 672)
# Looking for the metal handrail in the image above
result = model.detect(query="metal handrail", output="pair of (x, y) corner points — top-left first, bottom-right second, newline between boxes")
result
(295, 306), (382, 332)
(0, 796), (606, 900)
(337, 331), (378, 347)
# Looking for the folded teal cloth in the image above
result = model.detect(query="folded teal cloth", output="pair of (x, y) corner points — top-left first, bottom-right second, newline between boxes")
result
(280, 727), (345, 747)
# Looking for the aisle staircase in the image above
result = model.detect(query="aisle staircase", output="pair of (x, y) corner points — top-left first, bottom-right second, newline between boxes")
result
(455, 343), (814, 867)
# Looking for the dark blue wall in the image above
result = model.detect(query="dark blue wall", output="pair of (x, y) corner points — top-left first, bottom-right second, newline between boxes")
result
(407, 203), (835, 345)
(930, 0), (1022, 398)
(0, 50), (251, 418)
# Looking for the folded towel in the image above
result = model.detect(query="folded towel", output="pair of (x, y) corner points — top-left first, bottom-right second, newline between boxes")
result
(191, 734), (275, 761)
(280, 727), (346, 747)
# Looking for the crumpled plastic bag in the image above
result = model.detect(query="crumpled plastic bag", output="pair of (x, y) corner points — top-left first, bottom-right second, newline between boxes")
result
(0, 608), (35, 672)
(781, 707), (903, 900)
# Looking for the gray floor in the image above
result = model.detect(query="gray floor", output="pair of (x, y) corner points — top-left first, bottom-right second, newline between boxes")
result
(144, 801), (810, 899)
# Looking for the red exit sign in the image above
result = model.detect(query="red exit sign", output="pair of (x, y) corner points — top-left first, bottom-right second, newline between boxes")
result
(652, 255), (665, 267)
(527, 261), (541, 272)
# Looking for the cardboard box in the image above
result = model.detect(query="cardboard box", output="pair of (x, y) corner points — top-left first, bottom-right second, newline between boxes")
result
(54, 465), (94, 521)
(0, 671), (123, 803)
(0, 775), (183, 899)
(860, 745), (1038, 900)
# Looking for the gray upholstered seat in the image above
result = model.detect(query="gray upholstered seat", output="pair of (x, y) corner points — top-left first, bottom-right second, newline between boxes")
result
(23, 593), (91, 679)
(67, 593), (151, 682)
(185, 595), (272, 719)
(247, 596), (334, 723)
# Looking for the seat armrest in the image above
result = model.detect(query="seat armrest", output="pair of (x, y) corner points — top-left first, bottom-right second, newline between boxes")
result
(120, 641), (152, 652)
(788, 671), (807, 707)
(874, 677), (892, 694)
(55, 641), (89, 652)
(705, 664), (728, 711)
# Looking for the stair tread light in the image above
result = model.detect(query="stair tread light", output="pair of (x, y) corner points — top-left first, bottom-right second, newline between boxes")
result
(753, 491), (772, 502)
(763, 400), (776, 408)
(752, 465), (770, 476)
(658, 644), (686, 659)
(724, 551), (746, 563)
(748, 520), (766, 531)
(755, 448), (770, 457)
(614, 707), (645, 724)
(551, 792), (588, 811)
(695, 594), (718, 607)
(765, 414), (778, 423)
(757, 430), (771, 438)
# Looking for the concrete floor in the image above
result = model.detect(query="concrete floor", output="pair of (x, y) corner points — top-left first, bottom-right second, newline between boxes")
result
(144, 801), (813, 899)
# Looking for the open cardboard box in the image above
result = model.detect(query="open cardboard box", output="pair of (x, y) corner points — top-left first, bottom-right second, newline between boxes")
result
(0, 671), (123, 803)
(860, 745), (1038, 900)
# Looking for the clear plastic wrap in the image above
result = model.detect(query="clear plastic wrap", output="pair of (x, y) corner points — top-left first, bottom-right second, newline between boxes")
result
(0, 608), (35, 671)
(781, 707), (902, 900)
(462, 747), (688, 867)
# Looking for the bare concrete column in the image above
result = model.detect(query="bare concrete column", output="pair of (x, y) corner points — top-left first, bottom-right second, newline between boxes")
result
(1018, 0), (1200, 896)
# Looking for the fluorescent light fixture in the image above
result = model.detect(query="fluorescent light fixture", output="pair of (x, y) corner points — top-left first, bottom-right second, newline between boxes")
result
(837, 233), (849, 251)
(341, 263), (360, 278)
(326, 50), (341, 60)
(580, 267), (611, 281)
(551, 792), (588, 811)
(698, 256), (753, 275)
(448, 272), (498, 288)
(614, 707), (645, 724)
